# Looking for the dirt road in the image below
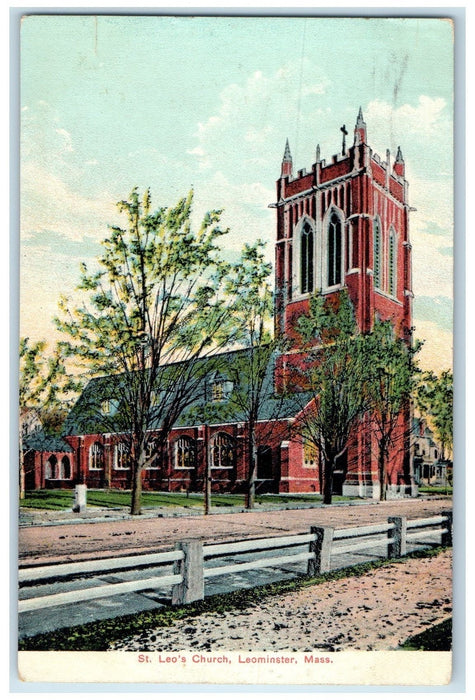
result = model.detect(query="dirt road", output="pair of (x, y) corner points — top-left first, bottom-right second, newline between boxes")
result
(19, 497), (452, 565)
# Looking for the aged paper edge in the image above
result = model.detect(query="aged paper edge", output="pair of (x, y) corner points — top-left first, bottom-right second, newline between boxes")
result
(18, 650), (452, 686)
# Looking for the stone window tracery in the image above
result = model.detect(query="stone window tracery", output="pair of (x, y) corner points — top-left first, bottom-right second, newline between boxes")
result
(210, 432), (235, 469)
(175, 436), (196, 469)
(89, 442), (104, 471)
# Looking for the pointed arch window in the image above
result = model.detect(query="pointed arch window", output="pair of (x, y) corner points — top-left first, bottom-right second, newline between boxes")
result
(300, 221), (314, 294)
(175, 436), (196, 470)
(145, 437), (161, 470)
(89, 442), (104, 471)
(328, 212), (342, 287)
(114, 442), (131, 470)
(373, 219), (382, 290)
(389, 228), (397, 297)
(59, 456), (71, 479)
(45, 455), (57, 479)
(210, 432), (235, 469)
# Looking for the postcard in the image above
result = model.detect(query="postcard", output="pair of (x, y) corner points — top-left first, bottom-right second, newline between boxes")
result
(17, 13), (456, 689)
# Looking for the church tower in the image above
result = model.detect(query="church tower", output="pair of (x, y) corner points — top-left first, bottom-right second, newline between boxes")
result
(271, 109), (414, 497)
(273, 108), (412, 346)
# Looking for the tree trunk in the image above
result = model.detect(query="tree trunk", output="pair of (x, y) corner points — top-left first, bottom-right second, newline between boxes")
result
(245, 427), (257, 510)
(19, 431), (25, 500)
(130, 443), (146, 515)
(322, 456), (334, 505)
(378, 443), (387, 501)
(130, 464), (142, 515)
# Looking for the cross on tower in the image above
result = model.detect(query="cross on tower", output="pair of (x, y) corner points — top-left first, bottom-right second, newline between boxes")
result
(340, 124), (348, 155)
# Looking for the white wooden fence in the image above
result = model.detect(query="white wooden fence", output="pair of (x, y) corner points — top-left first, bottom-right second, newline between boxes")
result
(18, 510), (452, 613)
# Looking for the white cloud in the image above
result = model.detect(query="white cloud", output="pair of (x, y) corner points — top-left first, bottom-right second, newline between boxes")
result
(55, 128), (74, 153)
(411, 227), (453, 302)
(414, 319), (453, 373)
(365, 96), (451, 154)
(21, 161), (117, 242)
(188, 61), (329, 175)
(191, 171), (276, 261)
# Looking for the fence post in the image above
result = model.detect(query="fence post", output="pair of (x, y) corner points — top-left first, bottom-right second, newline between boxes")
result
(441, 510), (453, 547)
(171, 539), (204, 605)
(72, 484), (87, 513)
(308, 526), (334, 575)
(387, 516), (407, 558)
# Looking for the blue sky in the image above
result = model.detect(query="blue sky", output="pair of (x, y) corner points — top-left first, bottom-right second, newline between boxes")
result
(20, 15), (454, 371)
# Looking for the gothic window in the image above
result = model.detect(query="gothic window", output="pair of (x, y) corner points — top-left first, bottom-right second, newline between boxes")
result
(389, 228), (397, 296)
(89, 442), (104, 471)
(175, 436), (196, 469)
(114, 442), (131, 470)
(328, 212), (342, 287)
(45, 455), (57, 479)
(210, 375), (233, 402)
(373, 219), (382, 290)
(212, 382), (224, 401)
(145, 437), (161, 470)
(100, 399), (119, 415)
(44, 461), (52, 480)
(300, 220), (314, 294)
(210, 432), (235, 468)
(60, 456), (71, 479)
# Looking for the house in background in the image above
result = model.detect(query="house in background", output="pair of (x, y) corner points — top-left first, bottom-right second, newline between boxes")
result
(23, 110), (418, 499)
(411, 417), (450, 486)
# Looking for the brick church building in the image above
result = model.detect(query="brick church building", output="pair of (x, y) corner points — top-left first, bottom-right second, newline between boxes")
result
(23, 109), (416, 499)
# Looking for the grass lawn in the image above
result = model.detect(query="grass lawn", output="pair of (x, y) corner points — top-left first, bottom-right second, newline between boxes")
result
(20, 489), (352, 511)
(418, 485), (453, 496)
(399, 617), (452, 651)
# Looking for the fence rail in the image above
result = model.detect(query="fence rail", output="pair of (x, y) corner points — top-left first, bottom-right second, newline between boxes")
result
(19, 510), (452, 613)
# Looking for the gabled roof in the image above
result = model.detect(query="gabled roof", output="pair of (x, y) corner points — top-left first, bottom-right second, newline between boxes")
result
(23, 430), (73, 453)
(62, 347), (308, 437)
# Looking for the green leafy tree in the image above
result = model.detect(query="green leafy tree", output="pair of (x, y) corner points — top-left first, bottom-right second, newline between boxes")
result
(19, 338), (80, 497)
(417, 369), (453, 460)
(223, 241), (286, 509)
(56, 188), (236, 515)
(293, 291), (366, 504)
(362, 322), (421, 500)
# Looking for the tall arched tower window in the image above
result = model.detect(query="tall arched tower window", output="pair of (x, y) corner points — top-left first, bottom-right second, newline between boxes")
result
(300, 220), (314, 294)
(373, 219), (382, 290)
(389, 227), (397, 297)
(328, 212), (342, 287)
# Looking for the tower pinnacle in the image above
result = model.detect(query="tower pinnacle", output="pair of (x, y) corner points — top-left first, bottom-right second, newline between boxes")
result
(281, 138), (293, 178)
(354, 107), (367, 145)
(393, 146), (405, 177)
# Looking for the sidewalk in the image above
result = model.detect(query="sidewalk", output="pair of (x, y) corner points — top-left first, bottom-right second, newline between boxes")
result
(19, 497), (379, 528)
